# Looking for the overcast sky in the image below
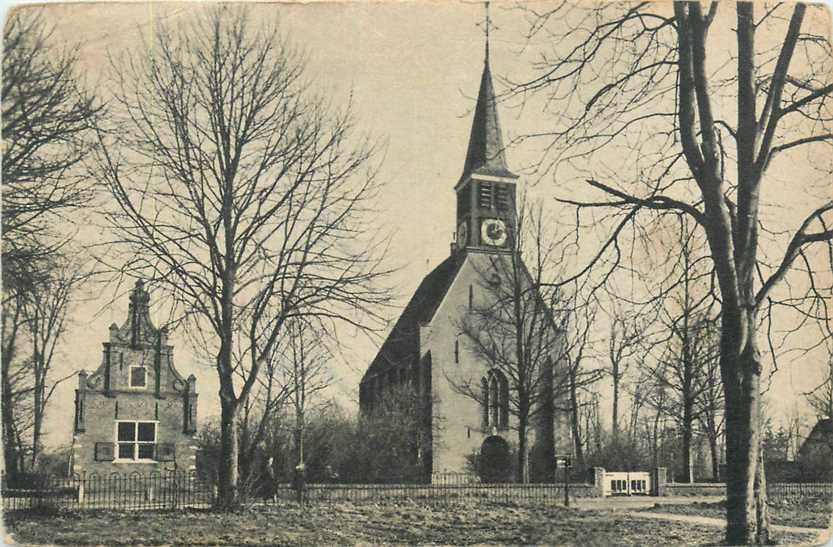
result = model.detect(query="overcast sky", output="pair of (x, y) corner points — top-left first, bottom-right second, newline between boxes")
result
(12, 1), (832, 448)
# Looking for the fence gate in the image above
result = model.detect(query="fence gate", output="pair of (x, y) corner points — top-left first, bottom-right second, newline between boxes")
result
(603, 471), (651, 496)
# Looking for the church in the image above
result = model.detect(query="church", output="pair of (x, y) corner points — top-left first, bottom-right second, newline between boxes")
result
(359, 40), (570, 482)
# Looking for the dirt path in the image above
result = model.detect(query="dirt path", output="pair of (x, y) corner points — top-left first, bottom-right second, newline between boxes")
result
(572, 496), (831, 546)
(616, 510), (830, 546)
(616, 510), (823, 533)
(571, 496), (722, 511)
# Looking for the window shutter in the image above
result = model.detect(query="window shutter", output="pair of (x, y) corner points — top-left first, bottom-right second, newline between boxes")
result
(496, 185), (509, 212)
(156, 443), (176, 461)
(478, 182), (493, 208)
(95, 442), (115, 461)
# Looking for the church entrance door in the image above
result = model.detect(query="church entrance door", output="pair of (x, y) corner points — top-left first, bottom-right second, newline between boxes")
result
(479, 435), (511, 483)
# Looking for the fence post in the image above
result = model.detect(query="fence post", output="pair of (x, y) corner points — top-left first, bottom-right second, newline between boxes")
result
(76, 480), (85, 504)
(592, 467), (606, 498)
(652, 467), (667, 496)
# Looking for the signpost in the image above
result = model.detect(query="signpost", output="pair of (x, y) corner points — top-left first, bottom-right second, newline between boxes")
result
(555, 455), (572, 507)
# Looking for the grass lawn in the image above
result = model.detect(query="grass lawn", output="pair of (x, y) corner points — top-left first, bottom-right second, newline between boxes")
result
(641, 495), (833, 529)
(3, 501), (819, 546)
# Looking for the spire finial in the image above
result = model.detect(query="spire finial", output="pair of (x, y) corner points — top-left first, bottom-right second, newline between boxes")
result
(476, 1), (497, 63)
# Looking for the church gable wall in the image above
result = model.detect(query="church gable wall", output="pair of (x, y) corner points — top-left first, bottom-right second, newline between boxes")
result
(422, 254), (536, 475)
(423, 253), (568, 478)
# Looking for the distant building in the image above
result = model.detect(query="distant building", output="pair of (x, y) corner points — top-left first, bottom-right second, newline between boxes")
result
(797, 418), (833, 480)
(359, 45), (570, 482)
(71, 280), (198, 474)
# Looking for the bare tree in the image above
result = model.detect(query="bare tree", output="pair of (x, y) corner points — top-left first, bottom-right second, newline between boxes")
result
(18, 257), (86, 468)
(695, 324), (725, 481)
(642, 215), (721, 482)
(565, 299), (602, 470)
(236, 341), (291, 491)
(580, 391), (604, 459)
(94, 7), (391, 509)
(643, 380), (670, 470)
(2, 9), (98, 477)
(650, 311), (721, 482)
(1, 10), (98, 289)
(606, 308), (643, 441)
(0, 255), (87, 475)
(513, 2), (832, 542)
(284, 320), (333, 489)
(1, 292), (33, 476)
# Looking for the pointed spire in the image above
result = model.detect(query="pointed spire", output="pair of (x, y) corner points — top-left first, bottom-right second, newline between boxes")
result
(460, 8), (517, 183)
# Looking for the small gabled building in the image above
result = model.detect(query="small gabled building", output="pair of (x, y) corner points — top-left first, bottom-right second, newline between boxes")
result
(71, 280), (198, 475)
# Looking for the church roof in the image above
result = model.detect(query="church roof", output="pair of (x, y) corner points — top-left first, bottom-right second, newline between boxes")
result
(800, 418), (833, 449)
(460, 59), (518, 183)
(362, 255), (462, 381)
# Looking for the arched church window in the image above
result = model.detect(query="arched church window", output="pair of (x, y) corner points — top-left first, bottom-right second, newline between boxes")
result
(482, 369), (509, 431)
(489, 374), (499, 427)
(481, 377), (489, 428)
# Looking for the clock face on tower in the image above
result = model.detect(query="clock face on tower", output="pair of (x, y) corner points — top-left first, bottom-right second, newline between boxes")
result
(481, 218), (508, 247)
(457, 221), (468, 246)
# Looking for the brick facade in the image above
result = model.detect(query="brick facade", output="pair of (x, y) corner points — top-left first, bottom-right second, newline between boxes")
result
(71, 280), (198, 475)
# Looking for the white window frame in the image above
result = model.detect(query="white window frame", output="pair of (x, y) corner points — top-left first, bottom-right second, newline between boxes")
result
(114, 419), (158, 462)
(128, 365), (148, 389)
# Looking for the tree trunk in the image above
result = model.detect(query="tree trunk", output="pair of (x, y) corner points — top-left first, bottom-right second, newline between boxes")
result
(708, 429), (720, 481)
(517, 419), (529, 484)
(31, 372), (44, 470)
(31, 405), (42, 470)
(1, 369), (20, 477)
(217, 398), (240, 510)
(569, 367), (585, 469)
(723, 335), (770, 545)
(2, 298), (22, 477)
(682, 397), (694, 483)
(754, 448), (770, 544)
(612, 368), (620, 441)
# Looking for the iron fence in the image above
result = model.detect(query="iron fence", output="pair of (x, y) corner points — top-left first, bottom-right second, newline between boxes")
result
(767, 482), (833, 499)
(271, 472), (598, 505)
(2, 470), (213, 511)
(2, 470), (831, 511)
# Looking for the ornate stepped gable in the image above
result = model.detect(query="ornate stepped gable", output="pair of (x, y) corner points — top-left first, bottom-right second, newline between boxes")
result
(82, 280), (195, 399)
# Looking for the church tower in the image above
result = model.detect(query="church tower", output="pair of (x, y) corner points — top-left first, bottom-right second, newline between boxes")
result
(454, 38), (518, 254)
